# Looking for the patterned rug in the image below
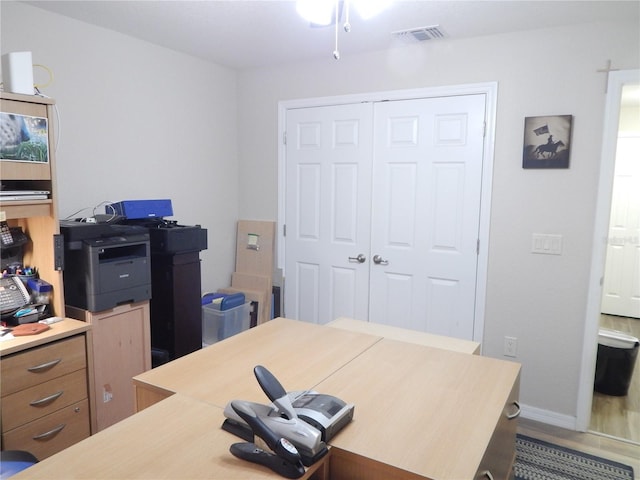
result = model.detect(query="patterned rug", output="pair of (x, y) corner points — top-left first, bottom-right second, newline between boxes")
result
(514, 434), (634, 480)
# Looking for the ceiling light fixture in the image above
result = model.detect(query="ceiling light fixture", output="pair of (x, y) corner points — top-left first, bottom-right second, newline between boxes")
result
(296, 0), (335, 26)
(296, 0), (393, 60)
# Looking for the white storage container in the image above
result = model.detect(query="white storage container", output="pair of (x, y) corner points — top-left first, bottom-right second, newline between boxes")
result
(202, 302), (251, 347)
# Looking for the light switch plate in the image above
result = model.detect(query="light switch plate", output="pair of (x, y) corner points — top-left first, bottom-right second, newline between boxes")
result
(532, 233), (563, 255)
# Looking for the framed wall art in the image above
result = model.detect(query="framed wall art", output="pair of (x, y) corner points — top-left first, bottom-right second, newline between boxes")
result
(522, 115), (572, 169)
(0, 112), (49, 163)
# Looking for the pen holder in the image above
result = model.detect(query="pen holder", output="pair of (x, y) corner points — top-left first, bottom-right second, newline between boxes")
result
(27, 277), (52, 304)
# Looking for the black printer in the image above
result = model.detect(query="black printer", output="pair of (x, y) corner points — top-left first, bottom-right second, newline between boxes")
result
(128, 219), (208, 255)
(60, 221), (152, 312)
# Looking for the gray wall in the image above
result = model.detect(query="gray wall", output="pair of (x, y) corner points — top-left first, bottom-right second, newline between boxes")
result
(3, 1), (639, 426)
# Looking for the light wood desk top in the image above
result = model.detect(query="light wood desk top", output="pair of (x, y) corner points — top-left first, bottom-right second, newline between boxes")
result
(15, 318), (520, 480)
(327, 317), (481, 355)
(315, 338), (521, 480)
(12, 393), (324, 480)
(0, 319), (91, 357)
(133, 317), (382, 407)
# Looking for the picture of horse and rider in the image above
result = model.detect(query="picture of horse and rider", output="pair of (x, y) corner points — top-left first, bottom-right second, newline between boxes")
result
(523, 114), (572, 168)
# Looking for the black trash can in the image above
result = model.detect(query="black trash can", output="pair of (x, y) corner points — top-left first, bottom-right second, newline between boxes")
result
(594, 328), (640, 396)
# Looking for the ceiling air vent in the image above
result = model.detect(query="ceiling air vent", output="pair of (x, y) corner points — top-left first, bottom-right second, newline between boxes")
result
(391, 25), (447, 43)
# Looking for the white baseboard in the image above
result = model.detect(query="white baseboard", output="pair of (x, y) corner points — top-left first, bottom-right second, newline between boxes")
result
(519, 403), (577, 431)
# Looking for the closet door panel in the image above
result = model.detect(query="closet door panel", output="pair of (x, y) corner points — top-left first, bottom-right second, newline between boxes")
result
(369, 95), (486, 339)
(285, 103), (373, 323)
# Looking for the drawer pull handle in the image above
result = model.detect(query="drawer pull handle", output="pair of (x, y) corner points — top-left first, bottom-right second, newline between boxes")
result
(32, 423), (66, 440)
(478, 471), (494, 480)
(507, 401), (521, 420)
(30, 390), (64, 407)
(27, 358), (62, 373)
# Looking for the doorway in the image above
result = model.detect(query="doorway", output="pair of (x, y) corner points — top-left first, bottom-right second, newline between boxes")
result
(591, 80), (640, 442)
(577, 69), (640, 442)
(277, 83), (497, 343)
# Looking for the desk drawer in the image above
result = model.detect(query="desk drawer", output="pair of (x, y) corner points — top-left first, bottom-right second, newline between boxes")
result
(2, 369), (88, 431)
(2, 399), (90, 461)
(475, 373), (521, 480)
(1, 335), (86, 396)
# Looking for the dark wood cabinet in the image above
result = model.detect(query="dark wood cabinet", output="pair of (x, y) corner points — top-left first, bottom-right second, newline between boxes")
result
(150, 251), (202, 361)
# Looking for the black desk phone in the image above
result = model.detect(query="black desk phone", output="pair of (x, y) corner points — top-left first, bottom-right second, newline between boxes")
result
(1, 275), (31, 317)
(1, 221), (29, 248)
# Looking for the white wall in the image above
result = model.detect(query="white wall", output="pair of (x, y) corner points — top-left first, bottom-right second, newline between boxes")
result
(1, 1), (239, 293)
(236, 22), (639, 421)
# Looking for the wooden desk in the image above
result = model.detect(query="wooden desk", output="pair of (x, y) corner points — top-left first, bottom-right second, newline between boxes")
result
(327, 317), (481, 354)
(315, 339), (520, 480)
(0, 319), (91, 357)
(1, 319), (94, 459)
(11, 393), (327, 480)
(133, 317), (381, 410)
(14, 318), (520, 480)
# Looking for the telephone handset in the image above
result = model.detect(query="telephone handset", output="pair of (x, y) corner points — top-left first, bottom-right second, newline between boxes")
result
(0, 222), (29, 248)
(229, 400), (306, 479)
(0, 275), (31, 317)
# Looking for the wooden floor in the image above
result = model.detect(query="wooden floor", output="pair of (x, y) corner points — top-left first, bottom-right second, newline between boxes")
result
(589, 315), (640, 443)
(518, 417), (640, 474)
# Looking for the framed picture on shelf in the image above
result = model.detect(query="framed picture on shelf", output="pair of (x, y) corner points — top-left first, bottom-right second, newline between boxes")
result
(522, 115), (572, 169)
(0, 112), (49, 163)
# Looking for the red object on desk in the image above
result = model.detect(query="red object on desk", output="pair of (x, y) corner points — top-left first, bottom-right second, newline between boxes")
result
(11, 323), (50, 336)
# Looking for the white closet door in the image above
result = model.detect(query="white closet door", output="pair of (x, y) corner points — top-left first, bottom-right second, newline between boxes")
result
(285, 103), (374, 324)
(284, 94), (487, 341)
(368, 95), (486, 339)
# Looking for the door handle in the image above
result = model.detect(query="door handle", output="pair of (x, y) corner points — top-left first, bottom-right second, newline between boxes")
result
(348, 254), (366, 264)
(506, 401), (521, 420)
(372, 255), (389, 265)
(27, 358), (61, 373)
(32, 423), (66, 440)
(30, 390), (64, 407)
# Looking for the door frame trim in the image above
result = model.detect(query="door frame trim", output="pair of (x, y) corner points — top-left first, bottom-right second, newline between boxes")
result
(277, 82), (498, 345)
(576, 69), (640, 432)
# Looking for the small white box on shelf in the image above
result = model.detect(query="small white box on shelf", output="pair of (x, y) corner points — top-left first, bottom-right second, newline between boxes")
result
(1, 52), (34, 95)
(202, 302), (251, 347)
